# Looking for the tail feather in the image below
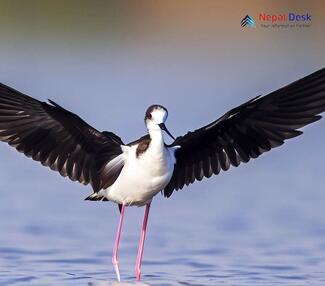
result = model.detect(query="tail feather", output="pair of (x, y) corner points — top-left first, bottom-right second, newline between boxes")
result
(85, 193), (108, 201)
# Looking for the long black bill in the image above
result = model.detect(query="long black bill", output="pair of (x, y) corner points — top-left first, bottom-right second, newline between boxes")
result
(158, 123), (175, 140)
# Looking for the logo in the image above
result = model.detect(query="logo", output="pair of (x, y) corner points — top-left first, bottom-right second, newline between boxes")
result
(241, 13), (312, 29)
(241, 15), (256, 28)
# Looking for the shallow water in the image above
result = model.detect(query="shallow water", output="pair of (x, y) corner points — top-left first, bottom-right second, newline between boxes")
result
(1, 160), (325, 286)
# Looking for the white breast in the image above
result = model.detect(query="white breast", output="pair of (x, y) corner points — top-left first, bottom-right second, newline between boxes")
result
(100, 141), (176, 206)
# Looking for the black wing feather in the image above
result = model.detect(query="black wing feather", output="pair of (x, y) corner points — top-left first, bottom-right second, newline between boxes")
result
(0, 83), (124, 192)
(164, 68), (325, 197)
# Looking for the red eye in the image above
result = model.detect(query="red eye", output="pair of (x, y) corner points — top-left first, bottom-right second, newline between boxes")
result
(147, 113), (152, 119)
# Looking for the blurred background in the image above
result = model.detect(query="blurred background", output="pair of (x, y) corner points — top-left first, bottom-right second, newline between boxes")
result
(0, 1), (324, 285)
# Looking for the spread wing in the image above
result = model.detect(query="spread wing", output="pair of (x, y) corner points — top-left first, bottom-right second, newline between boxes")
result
(164, 68), (325, 197)
(0, 83), (125, 192)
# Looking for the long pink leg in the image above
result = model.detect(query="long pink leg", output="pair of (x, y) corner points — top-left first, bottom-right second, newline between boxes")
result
(112, 204), (125, 281)
(135, 202), (151, 281)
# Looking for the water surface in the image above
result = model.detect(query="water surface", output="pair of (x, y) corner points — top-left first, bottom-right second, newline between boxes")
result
(1, 168), (325, 286)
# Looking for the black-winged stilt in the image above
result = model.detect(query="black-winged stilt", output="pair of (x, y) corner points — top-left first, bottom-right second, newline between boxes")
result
(1, 68), (325, 281)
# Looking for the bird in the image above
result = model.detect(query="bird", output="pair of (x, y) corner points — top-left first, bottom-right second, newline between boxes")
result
(1, 67), (325, 281)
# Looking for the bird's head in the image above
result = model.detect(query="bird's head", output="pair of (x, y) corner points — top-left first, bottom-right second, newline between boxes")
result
(144, 105), (175, 140)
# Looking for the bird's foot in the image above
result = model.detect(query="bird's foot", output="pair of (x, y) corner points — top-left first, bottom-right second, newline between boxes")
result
(112, 257), (121, 281)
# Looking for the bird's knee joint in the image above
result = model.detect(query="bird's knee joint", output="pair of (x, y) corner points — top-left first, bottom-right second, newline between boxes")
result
(112, 257), (119, 265)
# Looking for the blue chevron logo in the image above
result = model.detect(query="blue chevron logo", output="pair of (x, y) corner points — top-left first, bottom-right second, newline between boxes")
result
(241, 15), (256, 28)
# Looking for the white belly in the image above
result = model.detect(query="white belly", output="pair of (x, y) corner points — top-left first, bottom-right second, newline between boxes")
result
(100, 144), (176, 206)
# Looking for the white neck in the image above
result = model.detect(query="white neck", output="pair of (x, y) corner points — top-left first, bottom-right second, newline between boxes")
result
(148, 127), (165, 149)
